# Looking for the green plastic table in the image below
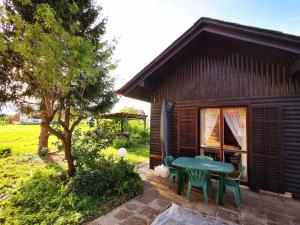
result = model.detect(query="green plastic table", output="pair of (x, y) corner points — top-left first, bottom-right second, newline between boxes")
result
(172, 157), (235, 205)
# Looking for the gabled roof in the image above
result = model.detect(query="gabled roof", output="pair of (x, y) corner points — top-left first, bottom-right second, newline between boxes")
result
(117, 17), (300, 102)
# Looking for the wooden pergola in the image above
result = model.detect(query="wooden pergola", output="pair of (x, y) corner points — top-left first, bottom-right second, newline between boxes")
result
(98, 112), (147, 134)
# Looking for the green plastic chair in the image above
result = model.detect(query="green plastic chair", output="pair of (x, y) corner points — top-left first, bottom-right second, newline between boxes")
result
(164, 156), (177, 187)
(195, 155), (214, 161)
(195, 155), (213, 188)
(224, 165), (245, 208)
(186, 169), (211, 205)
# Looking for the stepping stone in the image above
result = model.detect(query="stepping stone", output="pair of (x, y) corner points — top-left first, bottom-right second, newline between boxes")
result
(264, 210), (292, 225)
(124, 199), (146, 212)
(119, 216), (147, 225)
(135, 190), (160, 204)
(217, 207), (240, 224)
(114, 209), (133, 220)
(157, 198), (172, 209)
(148, 198), (171, 211)
(241, 208), (267, 225)
(138, 206), (161, 221)
(193, 202), (217, 217)
(125, 203), (139, 211)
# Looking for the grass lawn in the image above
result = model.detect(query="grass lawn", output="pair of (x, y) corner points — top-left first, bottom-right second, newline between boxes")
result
(103, 145), (149, 165)
(0, 124), (149, 224)
(0, 124), (149, 164)
(0, 124), (59, 154)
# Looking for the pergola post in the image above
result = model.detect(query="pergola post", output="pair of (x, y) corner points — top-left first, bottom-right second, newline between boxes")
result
(120, 118), (124, 134)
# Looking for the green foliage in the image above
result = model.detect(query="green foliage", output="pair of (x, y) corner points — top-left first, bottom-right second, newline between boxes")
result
(68, 157), (142, 197)
(130, 127), (150, 145)
(112, 138), (133, 149)
(71, 123), (110, 170)
(89, 118), (121, 143)
(69, 122), (142, 196)
(125, 120), (150, 145)
(39, 147), (49, 157)
(0, 154), (142, 225)
(0, 115), (9, 125)
(1, 156), (98, 224)
(0, 1), (117, 169)
(0, 147), (11, 157)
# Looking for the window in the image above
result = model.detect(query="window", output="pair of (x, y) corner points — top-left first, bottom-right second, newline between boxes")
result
(200, 107), (248, 181)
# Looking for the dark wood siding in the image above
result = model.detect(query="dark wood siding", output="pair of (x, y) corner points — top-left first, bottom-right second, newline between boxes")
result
(152, 49), (300, 103)
(282, 104), (300, 199)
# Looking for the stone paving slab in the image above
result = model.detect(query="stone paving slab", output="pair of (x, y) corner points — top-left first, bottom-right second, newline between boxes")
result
(88, 163), (300, 225)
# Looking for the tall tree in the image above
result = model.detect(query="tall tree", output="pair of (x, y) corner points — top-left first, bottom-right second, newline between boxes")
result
(3, 0), (112, 153)
(0, 1), (117, 176)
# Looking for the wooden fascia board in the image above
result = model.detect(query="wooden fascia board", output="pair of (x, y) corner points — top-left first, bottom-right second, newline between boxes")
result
(203, 27), (300, 55)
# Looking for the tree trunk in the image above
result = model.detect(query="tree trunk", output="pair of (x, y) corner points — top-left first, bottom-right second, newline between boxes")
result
(38, 113), (50, 154)
(63, 134), (75, 177)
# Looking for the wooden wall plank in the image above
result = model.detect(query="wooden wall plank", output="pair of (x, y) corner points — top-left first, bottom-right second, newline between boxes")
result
(151, 50), (300, 103)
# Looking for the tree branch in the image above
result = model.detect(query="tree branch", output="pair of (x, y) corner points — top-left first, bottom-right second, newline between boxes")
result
(57, 110), (68, 131)
(70, 115), (84, 133)
(48, 126), (64, 141)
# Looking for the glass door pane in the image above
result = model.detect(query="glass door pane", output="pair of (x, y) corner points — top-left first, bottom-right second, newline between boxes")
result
(223, 107), (247, 151)
(200, 108), (220, 148)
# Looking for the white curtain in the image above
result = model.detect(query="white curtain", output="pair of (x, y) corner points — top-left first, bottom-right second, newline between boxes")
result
(200, 108), (220, 147)
(223, 108), (247, 151)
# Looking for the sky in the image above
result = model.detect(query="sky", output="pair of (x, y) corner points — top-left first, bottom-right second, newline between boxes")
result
(99, 0), (300, 117)
(2, 0), (300, 115)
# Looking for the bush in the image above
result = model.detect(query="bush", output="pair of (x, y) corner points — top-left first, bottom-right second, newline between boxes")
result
(0, 148), (11, 157)
(67, 157), (142, 197)
(0, 115), (9, 125)
(125, 120), (150, 145)
(90, 118), (121, 144)
(112, 138), (133, 149)
(86, 118), (150, 146)
(134, 128), (150, 145)
(70, 124), (142, 198)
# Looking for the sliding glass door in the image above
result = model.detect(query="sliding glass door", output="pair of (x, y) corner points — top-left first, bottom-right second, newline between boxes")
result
(200, 107), (248, 181)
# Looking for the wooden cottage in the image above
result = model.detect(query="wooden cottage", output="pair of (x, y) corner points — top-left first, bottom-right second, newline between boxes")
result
(117, 18), (300, 199)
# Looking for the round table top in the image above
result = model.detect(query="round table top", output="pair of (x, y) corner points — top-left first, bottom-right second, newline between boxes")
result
(172, 157), (235, 174)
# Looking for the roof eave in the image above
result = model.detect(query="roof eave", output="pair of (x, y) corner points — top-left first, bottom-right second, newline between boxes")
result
(118, 17), (300, 100)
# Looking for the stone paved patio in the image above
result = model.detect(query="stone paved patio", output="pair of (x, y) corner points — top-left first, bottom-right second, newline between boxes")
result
(88, 162), (300, 225)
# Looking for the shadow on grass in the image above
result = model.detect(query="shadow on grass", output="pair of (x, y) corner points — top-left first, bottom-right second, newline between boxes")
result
(38, 151), (67, 172)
